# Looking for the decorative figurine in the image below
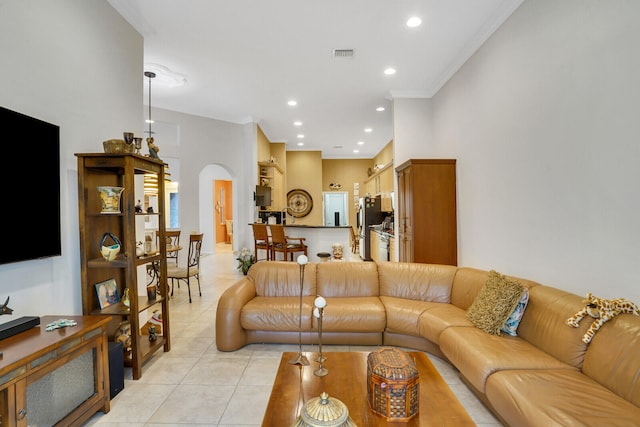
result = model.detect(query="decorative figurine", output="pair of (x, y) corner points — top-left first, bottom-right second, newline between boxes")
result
(148, 325), (157, 342)
(0, 296), (13, 315)
(45, 318), (78, 331)
(147, 137), (160, 159)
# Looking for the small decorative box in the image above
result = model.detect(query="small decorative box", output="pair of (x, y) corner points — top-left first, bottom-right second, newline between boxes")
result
(367, 347), (419, 422)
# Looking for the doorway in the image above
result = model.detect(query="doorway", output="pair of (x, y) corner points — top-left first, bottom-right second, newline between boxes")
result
(214, 180), (232, 244)
(323, 192), (348, 226)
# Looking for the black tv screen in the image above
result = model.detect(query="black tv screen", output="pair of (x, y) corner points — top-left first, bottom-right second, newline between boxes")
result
(0, 106), (61, 264)
(255, 185), (271, 207)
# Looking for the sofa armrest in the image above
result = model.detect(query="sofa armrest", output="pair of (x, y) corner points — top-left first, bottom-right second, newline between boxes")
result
(215, 278), (257, 351)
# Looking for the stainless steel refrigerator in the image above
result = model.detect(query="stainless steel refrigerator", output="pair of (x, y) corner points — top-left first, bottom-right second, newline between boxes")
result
(357, 196), (386, 261)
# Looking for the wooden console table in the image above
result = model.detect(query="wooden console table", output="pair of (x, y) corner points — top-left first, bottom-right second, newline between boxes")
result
(0, 315), (111, 427)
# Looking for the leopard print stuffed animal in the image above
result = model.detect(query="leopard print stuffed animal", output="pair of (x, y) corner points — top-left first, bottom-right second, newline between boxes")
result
(566, 292), (640, 344)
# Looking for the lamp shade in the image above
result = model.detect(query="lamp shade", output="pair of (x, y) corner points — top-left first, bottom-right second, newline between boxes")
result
(314, 296), (327, 309)
(297, 254), (309, 265)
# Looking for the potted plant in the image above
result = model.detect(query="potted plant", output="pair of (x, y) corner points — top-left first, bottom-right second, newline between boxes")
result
(234, 248), (255, 275)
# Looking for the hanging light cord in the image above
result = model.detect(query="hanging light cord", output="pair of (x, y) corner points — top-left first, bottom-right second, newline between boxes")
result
(144, 71), (156, 137)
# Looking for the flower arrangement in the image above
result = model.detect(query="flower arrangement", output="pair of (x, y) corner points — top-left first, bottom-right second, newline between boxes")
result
(234, 247), (255, 275)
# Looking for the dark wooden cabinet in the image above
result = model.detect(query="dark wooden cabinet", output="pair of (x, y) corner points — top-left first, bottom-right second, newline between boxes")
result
(75, 153), (170, 380)
(396, 159), (457, 265)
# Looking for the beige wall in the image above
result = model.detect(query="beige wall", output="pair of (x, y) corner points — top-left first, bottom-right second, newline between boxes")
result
(286, 151), (323, 225)
(257, 125), (271, 163)
(374, 140), (394, 166)
(322, 158), (373, 226)
(260, 128), (392, 227)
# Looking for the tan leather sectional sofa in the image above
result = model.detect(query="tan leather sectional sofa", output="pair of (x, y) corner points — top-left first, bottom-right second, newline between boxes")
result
(215, 261), (640, 426)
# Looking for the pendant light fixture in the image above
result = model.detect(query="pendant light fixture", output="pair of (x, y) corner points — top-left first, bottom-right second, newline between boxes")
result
(144, 70), (160, 196)
(144, 71), (160, 159)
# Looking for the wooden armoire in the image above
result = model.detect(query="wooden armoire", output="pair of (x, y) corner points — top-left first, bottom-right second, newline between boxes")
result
(395, 159), (457, 265)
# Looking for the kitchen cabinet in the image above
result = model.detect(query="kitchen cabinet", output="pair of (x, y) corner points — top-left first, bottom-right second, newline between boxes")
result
(370, 230), (380, 262)
(0, 315), (110, 426)
(258, 161), (284, 210)
(396, 159), (457, 265)
(389, 237), (396, 262)
(364, 162), (393, 196)
(76, 153), (171, 380)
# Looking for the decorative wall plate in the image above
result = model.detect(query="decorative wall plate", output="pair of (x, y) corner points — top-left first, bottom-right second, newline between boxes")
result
(287, 189), (313, 218)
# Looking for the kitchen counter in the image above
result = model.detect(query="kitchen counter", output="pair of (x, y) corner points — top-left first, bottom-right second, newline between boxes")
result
(369, 225), (394, 238)
(251, 223), (356, 262)
(369, 226), (395, 263)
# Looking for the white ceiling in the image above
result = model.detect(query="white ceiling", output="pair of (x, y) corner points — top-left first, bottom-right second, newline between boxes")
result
(109, 0), (523, 159)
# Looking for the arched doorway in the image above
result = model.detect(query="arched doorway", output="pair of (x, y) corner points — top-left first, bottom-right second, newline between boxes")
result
(199, 164), (235, 254)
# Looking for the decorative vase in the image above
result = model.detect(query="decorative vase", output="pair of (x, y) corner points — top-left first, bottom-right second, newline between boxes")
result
(97, 186), (125, 214)
(241, 263), (251, 275)
(99, 232), (121, 261)
(146, 284), (157, 300)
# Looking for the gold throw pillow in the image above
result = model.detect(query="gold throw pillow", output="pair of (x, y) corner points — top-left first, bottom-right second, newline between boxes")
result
(466, 270), (524, 335)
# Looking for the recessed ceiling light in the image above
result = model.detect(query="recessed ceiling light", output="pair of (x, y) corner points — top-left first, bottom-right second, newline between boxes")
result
(294, 121), (302, 126)
(353, 149), (360, 153)
(288, 100), (297, 106)
(297, 142), (304, 146)
(364, 128), (372, 133)
(297, 134), (304, 139)
(376, 106), (385, 112)
(384, 68), (396, 76)
(407, 17), (422, 28)
(357, 141), (365, 145)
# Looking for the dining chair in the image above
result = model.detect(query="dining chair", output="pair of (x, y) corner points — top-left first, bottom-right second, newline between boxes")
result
(251, 223), (271, 261)
(269, 224), (307, 261)
(156, 229), (182, 266)
(166, 233), (203, 303)
(350, 226), (360, 254)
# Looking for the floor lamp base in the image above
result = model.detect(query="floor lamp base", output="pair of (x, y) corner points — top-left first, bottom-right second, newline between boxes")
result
(289, 353), (310, 366)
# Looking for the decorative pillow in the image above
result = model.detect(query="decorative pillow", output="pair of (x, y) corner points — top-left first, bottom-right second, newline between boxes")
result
(466, 270), (525, 335)
(501, 288), (529, 336)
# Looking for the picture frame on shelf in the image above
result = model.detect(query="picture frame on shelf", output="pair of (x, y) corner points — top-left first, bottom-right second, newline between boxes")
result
(95, 278), (120, 309)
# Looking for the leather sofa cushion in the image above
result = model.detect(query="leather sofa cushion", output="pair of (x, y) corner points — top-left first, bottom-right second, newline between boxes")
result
(440, 326), (575, 393)
(486, 369), (640, 427)
(378, 262), (455, 302)
(517, 285), (588, 369)
(248, 261), (317, 297)
(582, 313), (640, 407)
(314, 297), (386, 332)
(418, 304), (473, 344)
(241, 296), (314, 331)
(450, 268), (491, 309)
(379, 296), (440, 336)
(317, 262), (380, 297)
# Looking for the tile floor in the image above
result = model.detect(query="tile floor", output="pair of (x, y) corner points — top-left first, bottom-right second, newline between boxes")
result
(84, 244), (502, 426)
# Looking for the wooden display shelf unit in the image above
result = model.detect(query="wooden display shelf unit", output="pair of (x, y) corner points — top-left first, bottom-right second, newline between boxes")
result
(75, 153), (171, 380)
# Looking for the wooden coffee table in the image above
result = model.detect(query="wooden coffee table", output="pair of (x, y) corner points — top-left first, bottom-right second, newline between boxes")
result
(262, 351), (476, 426)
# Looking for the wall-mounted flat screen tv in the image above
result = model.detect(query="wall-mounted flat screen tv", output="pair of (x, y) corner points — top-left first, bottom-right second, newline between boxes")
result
(255, 185), (271, 207)
(0, 106), (61, 265)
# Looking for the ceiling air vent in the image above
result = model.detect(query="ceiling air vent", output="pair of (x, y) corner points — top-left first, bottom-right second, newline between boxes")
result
(333, 49), (354, 58)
